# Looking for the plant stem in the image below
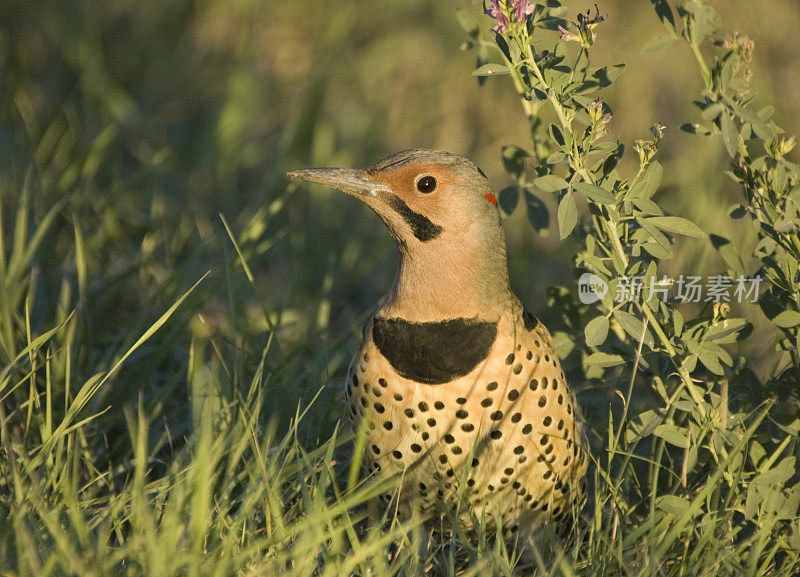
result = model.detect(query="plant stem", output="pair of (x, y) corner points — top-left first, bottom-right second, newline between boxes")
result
(641, 304), (707, 418)
(688, 39), (712, 90)
(518, 38), (631, 270)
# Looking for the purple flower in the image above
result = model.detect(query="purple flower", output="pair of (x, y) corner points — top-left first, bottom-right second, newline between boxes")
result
(513, 0), (535, 22)
(486, 0), (534, 34)
(486, 0), (511, 33)
(558, 25), (577, 42)
(560, 4), (607, 47)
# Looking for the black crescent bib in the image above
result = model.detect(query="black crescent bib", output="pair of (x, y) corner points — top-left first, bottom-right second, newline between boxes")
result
(372, 317), (498, 385)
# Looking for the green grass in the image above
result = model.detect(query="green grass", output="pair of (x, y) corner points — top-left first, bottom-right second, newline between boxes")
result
(1, 0), (799, 575)
(1, 158), (798, 575)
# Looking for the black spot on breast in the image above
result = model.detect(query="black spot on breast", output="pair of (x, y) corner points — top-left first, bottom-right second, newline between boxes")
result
(389, 196), (443, 242)
(372, 317), (498, 385)
(522, 309), (539, 330)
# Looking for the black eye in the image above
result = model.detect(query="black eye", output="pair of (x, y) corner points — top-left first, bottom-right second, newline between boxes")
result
(415, 175), (437, 193)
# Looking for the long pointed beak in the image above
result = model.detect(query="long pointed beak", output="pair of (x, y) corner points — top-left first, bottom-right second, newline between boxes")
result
(287, 168), (391, 198)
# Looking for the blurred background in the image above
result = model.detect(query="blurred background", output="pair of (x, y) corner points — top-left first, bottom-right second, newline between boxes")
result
(1, 0), (798, 436)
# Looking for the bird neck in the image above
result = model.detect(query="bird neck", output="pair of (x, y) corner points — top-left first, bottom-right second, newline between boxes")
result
(378, 226), (513, 322)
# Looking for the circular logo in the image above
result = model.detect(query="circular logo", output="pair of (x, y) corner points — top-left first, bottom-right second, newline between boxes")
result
(578, 273), (608, 305)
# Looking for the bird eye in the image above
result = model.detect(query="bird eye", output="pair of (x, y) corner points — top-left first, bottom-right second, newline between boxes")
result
(415, 175), (437, 194)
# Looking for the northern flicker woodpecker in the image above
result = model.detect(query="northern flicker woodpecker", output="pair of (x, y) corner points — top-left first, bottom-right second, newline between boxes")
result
(289, 149), (589, 537)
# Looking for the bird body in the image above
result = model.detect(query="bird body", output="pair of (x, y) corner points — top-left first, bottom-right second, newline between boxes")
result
(289, 149), (588, 537)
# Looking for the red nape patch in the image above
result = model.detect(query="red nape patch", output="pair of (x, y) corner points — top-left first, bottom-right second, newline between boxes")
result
(485, 193), (498, 207)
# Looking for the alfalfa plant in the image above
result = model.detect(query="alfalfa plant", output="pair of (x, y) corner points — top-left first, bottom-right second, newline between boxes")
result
(459, 0), (799, 573)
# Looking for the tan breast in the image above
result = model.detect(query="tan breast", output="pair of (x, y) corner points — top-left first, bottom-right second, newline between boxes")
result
(345, 303), (589, 535)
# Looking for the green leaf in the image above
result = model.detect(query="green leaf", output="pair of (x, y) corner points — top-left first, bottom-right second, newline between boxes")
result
(456, 9), (480, 37)
(557, 191), (577, 239)
(494, 32), (514, 62)
(772, 310), (800, 328)
(653, 424), (688, 447)
(758, 105), (775, 121)
(727, 205), (753, 225)
(472, 63), (511, 77)
(551, 331), (575, 358)
(647, 216), (707, 239)
(573, 181), (615, 204)
(642, 34), (676, 54)
(681, 122), (712, 136)
(613, 310), (655, 347)
(534, 174), (568, 192)
(641, 242), (673, 259)
(673, 309), (684, 337)
(523, 190), (549, 234)
(650, 0), (677, 34)
(629, 161), (663, 199)
(637, 217), (673, 253)
(626, 409), (666, 444)
(754, 457), (796, 488)
(502, 145), (529, 180)
(701, 102), (724, 121)
(720, 112), (738, 157)
(632, 197), (662, 215)
(498, 186), (519, 217)
(732, 103), (774, 140)
(657, 495), (690, 516)
(710, 234), (744, 275)
(593, 63), (626, 87)
(584, 315), (610, 347)
(697, 342), (727, 375)
(549, 124), (567, 147)
(705, 317), (750, 343)
(585, 352), (625, 367)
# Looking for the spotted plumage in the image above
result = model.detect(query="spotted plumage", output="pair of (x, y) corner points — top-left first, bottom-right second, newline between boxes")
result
(345, 304), (587, 534)
(289, 149), (589, 538)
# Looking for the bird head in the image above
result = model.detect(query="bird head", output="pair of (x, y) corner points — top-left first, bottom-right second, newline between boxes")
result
(288, 149), (501, 246)
(288, 149), (512, 319)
